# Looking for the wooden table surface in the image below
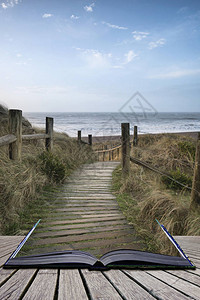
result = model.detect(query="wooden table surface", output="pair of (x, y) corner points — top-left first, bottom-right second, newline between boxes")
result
(0, 235), (199, 300)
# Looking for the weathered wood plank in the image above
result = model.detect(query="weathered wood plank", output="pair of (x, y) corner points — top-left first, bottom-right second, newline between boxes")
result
(31, 228), (134, 246)
(104, 269), (155, 299)
(37, 219), (127, 232)
(23, 269), (57, 300)
(0, 269), (36, 299)
(26, 235), (139, 255)
(43, 213), (123, 223)
(147, 270), (200, 299)
(124, 270), (190, 300)
(81, 269), (122, 300)
(0, 268), (17, 286)
(58, 269), (88, 300)
(166, 270), (200, 287)
(43, 215), (125, 226)
(33, 224), (132, 238)
(187, 268), (200, 276)
(0, 134), (17, 146)
(22, 133), (49, 140)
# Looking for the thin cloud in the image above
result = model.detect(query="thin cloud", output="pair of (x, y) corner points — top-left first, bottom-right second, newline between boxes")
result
(42, 13), (53, 18)
(177, 6), (188, 14)
(102, 21), (128, 30)
(132, 31), (149, 41)
(150, 69), (200, 79)
(84, 3), (95, 12)
(71, 14), (80, 20)
(75, 47), (112, 68)
(148, 38), (166, 50)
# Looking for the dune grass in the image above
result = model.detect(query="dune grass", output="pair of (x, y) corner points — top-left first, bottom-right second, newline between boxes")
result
(112, 133), (200, 255)
(0, 105), (94, 234)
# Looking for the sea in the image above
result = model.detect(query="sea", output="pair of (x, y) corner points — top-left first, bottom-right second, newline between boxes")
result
(24, 112), (200, 138)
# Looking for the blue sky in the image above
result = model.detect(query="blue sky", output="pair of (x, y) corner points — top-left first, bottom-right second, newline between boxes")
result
(0, 0), (200, 112)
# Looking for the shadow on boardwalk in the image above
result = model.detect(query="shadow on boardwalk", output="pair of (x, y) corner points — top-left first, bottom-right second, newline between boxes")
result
(22, 162), (145, 258)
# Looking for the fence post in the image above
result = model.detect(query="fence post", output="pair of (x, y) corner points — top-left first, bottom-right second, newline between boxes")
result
(133, 125), (138, 146)
(46, 117), (53, 151)
(9, 109), (22, 160)
(190, 133), (200, 209)
(121, 123), (130, 175)
(88, 134), (92, 146)
(78, 130), (81, 144)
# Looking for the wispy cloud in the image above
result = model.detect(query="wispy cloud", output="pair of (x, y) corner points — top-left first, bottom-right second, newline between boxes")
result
(102, 21), (128, 30)
(42, 13), (53, 18)
(132, 31), (149, 41)
(124, 50), (138, 64)
(76, 47), (111, 68)
(1, 0), (21, 9)
(15, 86), (73, 94)
(84, 3), (95, 12)
(148, 38), (166, 50)
(150, 68), (200, 79)
(177, 6), (188, 14)
(70, 14), (80, 20)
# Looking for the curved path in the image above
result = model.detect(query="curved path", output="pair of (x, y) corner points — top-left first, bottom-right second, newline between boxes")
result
(24, 162), (144, 257)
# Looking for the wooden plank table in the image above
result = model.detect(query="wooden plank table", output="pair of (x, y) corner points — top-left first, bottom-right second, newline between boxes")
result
(0, 236), (199, 299)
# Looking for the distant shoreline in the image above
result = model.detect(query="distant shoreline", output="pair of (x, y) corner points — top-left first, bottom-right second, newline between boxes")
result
(81, 131), (199, 143)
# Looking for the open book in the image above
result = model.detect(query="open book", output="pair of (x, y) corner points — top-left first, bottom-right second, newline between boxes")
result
(4, 220), (195, 270)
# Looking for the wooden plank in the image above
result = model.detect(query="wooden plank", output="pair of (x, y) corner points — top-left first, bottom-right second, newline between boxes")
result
(104, 269), (155, 299)
(187, 268), (200, 276)
(37, 219), (127, 232)
(23, 269), (57, 300)
(56, 203), (118, 210)
(0, 254), (14, 267)
(58, 269), (88, 300)
(0, 134), (17, 146)
(26, 235), (139, 255)
(42, 213), (123, 223)
(0, 269), (36, 299)
(81, 269), (122, 300)
(33, 224), (132, 238)
(0, 268), (17, 286)
(166, 270), (200, 287)
(31, 229), (134, 246)
(22, 133), (49, 140)
(147, 270), (200, 299)
(124, 270), (190, 300)
(43, 215), (125, 226)
(48, 210), (120, 216)
(0, 245), (19, 258)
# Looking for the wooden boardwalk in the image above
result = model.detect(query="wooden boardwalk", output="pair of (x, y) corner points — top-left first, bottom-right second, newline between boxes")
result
(0, 236), (199, 299)
(21, 161), (144, 257)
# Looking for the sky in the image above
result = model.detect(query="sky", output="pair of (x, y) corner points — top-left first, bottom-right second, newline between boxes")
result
(0, 0), (200, 112)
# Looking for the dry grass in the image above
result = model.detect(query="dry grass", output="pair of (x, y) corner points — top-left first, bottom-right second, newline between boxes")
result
(0, 105), (93, 234)
(113, 133), (200, 255)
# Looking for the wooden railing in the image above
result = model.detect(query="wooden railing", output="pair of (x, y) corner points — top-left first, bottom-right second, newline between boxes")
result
(95, 144), (122, 161)
(0, 109), (53, 161)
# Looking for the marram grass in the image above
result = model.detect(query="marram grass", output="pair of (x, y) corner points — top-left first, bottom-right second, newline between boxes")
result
(112, 133), (200, 255)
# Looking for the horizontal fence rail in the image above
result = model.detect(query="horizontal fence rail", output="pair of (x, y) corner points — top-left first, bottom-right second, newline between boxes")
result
(130, 156), (193, 191)
(0, 134), (17, 147)
(22, 134), (50, 141)
(0, 109), (54, 161)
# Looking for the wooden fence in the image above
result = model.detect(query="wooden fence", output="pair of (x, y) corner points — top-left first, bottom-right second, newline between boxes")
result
(0, 109), (53, 161)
